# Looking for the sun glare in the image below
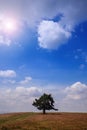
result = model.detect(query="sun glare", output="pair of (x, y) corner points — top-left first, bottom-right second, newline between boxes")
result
(3, 19), (17, 33)
(5, 21), (14, 30)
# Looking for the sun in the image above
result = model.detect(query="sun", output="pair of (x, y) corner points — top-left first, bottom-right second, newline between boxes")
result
(5, 21), (14, 31)
(3, 19), (17, 33)
(0, 16), (18, 45)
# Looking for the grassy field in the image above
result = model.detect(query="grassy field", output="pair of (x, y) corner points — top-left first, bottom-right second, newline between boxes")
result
(0, 112), (87, 130)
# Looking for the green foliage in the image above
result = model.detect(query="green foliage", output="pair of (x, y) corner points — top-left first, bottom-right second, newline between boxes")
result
(32, 93), (58, 114)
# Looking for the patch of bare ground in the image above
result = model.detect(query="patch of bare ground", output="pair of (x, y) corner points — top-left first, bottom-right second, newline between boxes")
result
(0, 112), (87, 130)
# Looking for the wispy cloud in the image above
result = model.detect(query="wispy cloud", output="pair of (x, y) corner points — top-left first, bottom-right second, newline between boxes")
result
(0, 35), (11, 46)
(74, 49), (87, 69)
(0, 70), (16, 78)
(19, 76), (32, 85)
(79, 64), (85, 70)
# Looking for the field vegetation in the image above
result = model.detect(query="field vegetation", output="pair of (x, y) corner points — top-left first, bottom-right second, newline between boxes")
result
(0, 112), (87, 130)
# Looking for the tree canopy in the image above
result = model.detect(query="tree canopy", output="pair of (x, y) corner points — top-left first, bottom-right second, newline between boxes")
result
(32, 93), (58, 114)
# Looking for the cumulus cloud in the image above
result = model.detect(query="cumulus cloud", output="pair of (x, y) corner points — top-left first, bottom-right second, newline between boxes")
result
(0, 86), (42, 113)
(0, 82), (87, 113)
(38, 20), (71, 49)
(56, 81), (87, 112)
(15, 86), (41, 97)
(36, 0), (87, 49)
(0, 0), (87, 48)
(42, 82), (87, 112)
(65, 82), (87, 100)
(0, 70), (16, 78)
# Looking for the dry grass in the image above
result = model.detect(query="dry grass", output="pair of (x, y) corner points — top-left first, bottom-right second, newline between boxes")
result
(0, 112), (87, 130)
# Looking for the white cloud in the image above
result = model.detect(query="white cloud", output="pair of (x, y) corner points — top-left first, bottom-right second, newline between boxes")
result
(0, 70), (16, 78)
(56, 82), (87, 112)
(65, 82), (87, 100)
(15, 86), (41, 97)
(60, 0), (87, 28)
(19, 76), (32, 85)
(0, 86), (42, 113)
(0, 82), (87, 113)
(0, 0), (87, 48)
(40, 83), (87, 112)
(0, 0), (86, 26)
(38, 20), (71, 49)
(0, 35), (11, 46)
(36, 0), (87, 49)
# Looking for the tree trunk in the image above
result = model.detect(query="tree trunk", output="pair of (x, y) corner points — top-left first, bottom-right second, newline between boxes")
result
(43, 108), (46, 114)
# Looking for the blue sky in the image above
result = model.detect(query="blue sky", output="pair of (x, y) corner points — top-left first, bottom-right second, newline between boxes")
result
(0, 0), (87, 113)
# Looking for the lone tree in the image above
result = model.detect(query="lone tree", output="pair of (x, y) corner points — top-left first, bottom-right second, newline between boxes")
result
(32, 93), (58, 114)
